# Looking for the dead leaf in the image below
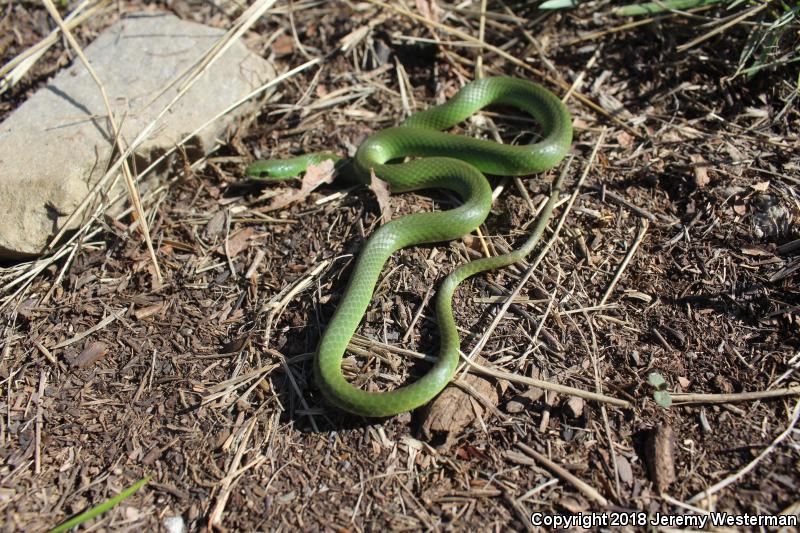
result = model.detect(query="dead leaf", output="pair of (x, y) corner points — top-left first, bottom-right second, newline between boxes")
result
(714, 375), (734, 394)
(744, 106), (768, 118)
(369, 169), (392, 224)
(572, 117), (589, 130)
(751, 181), (770, 192)
(161, 239), (197, 253)
(225, 227), (257, 258)
(661, 126), (703, 142)
(263, 159), (336, 212)
(733, 203), (747, 215)
(420, 356), (504, 451)
(415, 0), (443, 22)
(505, 386), (544, 414)
(597, 93), (634, 121)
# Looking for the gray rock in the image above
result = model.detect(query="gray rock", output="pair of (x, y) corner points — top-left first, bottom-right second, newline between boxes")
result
(0, 12), (274, 258)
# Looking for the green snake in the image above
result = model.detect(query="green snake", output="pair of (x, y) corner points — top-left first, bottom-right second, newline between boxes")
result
(247, 77), (572, 417)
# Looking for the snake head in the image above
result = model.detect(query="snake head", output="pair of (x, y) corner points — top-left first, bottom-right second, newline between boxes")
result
(245, 160), (299, 181)
(246, 153), (344, 181)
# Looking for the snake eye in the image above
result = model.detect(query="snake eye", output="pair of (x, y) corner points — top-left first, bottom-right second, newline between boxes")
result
(246, 163), (273, 179)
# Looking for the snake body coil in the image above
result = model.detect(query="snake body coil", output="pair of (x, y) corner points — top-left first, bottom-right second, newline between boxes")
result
(247, 77), (572, 417)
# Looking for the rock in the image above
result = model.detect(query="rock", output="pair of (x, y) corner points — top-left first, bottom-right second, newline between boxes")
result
(0, 12), (274, 258)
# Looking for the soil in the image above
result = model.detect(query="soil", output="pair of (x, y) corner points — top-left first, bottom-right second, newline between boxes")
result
(1, 0), (798, 531)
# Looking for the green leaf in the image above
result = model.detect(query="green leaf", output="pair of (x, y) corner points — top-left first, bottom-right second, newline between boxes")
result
(614, 0), (726, 16)
(653, 390), (673, 408)
(48, 476), (151, 533)
(539, 0), (581, 10)
(647, 372), (667, 390)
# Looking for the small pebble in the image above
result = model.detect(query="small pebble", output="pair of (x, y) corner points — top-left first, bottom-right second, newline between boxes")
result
(163, 515), (185, 533)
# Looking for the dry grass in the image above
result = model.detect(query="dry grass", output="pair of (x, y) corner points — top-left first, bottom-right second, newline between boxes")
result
(1, 0), (798, 530)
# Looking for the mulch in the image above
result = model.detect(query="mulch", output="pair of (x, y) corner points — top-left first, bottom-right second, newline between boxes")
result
(1, 1), (798, 531)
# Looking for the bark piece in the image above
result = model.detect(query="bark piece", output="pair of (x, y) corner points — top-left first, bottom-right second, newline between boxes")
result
(645, 423), (676, 492)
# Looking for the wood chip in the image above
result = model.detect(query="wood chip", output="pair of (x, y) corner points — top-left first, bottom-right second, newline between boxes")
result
(272, 33), (294, 56)
(617, 455), (634, 485)
(204, 210), (226, 238)
(564, 396), (585, 419)
(690, 153), (710, 187)
(71, 341), (108, 369)
(134, 302), (164, 320)
(645, 423), (676, 493)
(505, 387), (544, 414)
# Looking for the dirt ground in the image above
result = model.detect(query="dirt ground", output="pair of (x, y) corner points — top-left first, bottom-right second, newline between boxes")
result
(1, 0), (799, 531)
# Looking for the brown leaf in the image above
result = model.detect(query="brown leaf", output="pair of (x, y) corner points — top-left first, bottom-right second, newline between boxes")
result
(369, 169), (392, 224)
(751, 180), (770, 192)
(264, 159), (336, 212)
(505, 386), (544, 414)
(420, 356), (503, 451)
(225, 227), (257, 258)
(714, 375), (734, 394)
(415, 0), (443, 22)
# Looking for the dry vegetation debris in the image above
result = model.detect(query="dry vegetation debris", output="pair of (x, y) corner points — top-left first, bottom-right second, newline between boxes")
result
(1, 0), (799, 530)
